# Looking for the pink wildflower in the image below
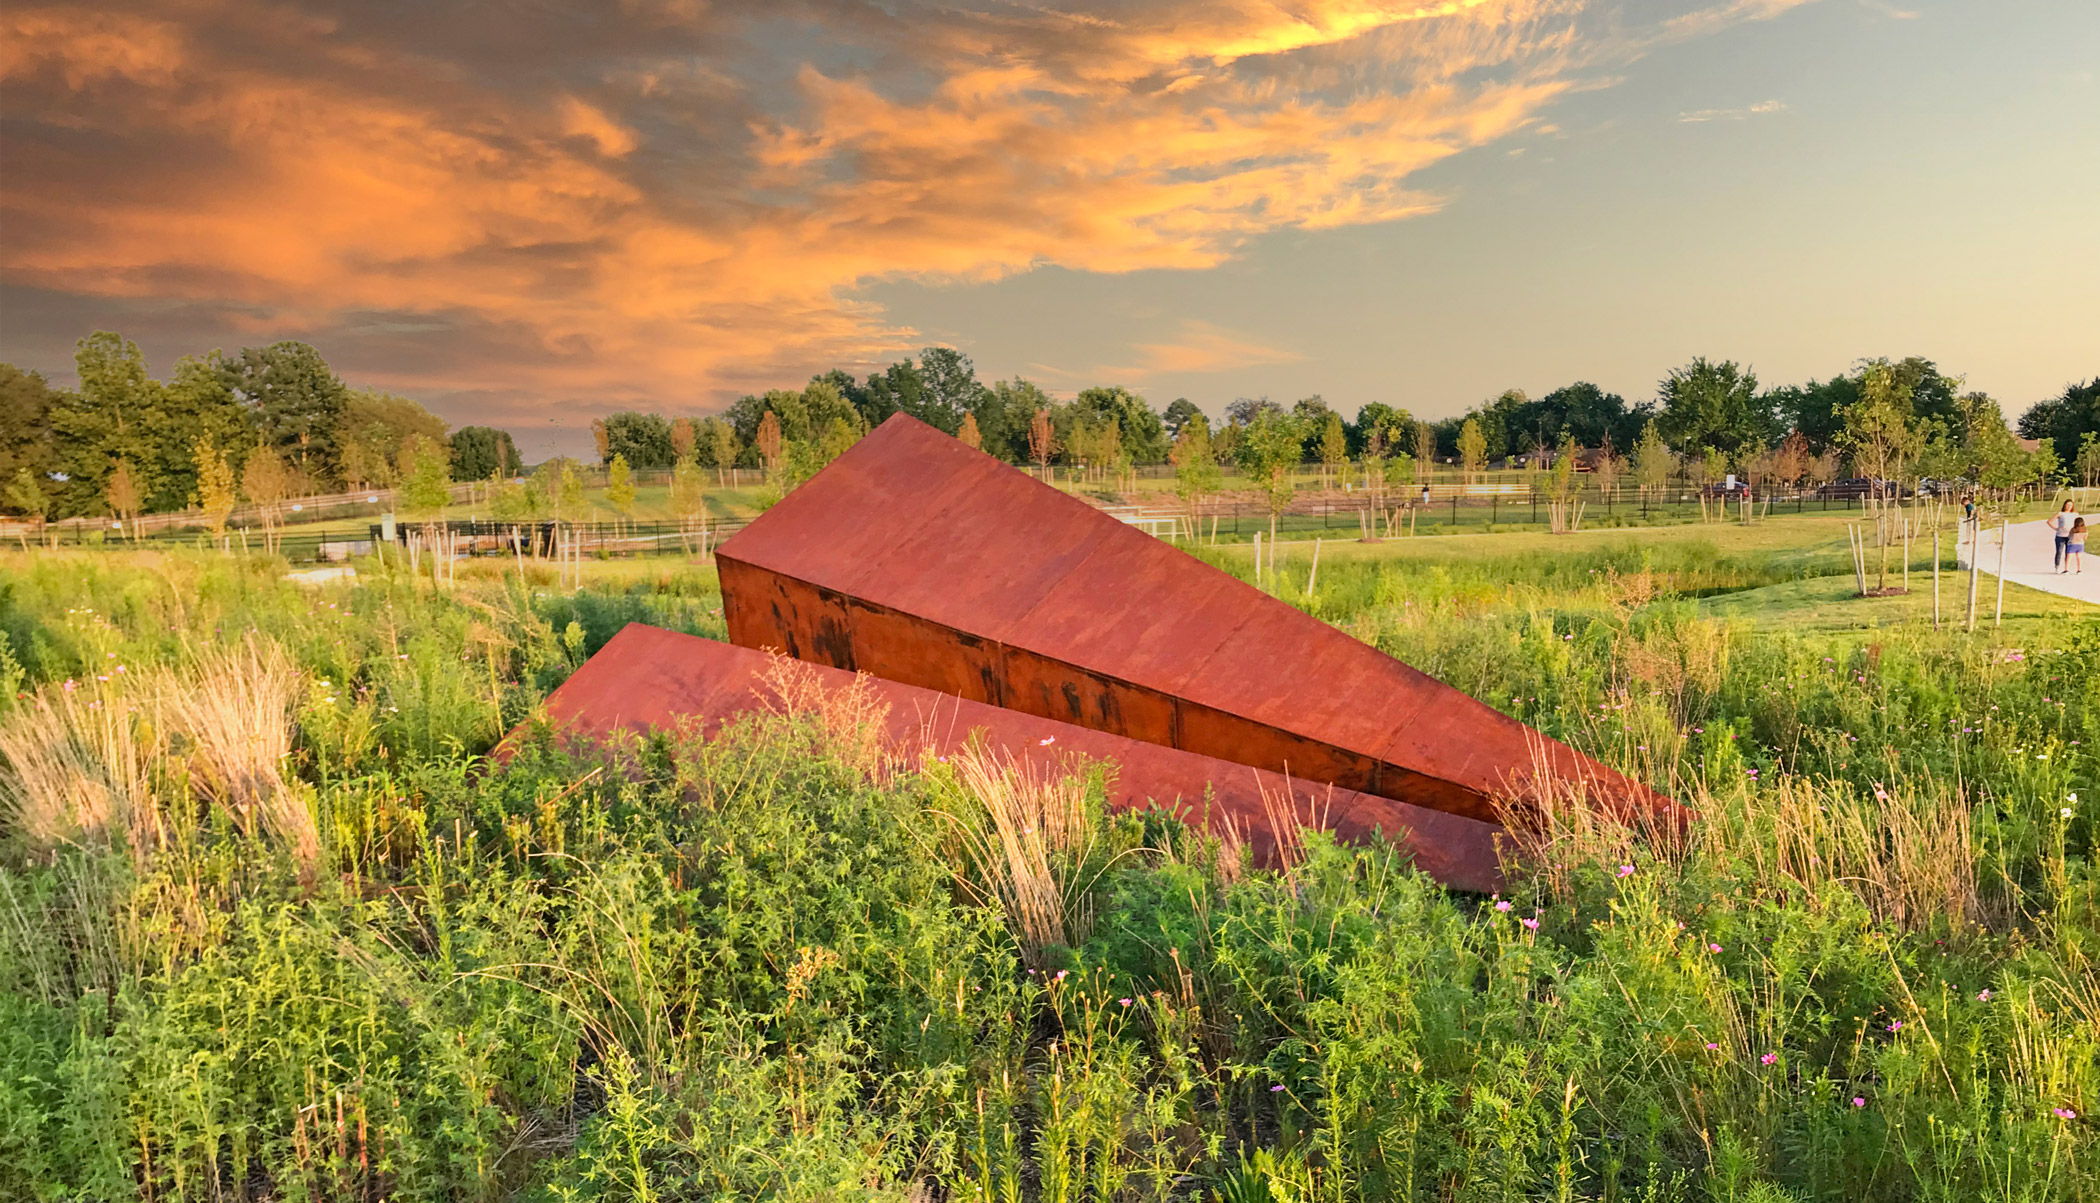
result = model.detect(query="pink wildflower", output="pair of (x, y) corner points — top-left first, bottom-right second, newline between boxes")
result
(1495, 900), (1512, 912)
(1761, 1053), (1778, 1065)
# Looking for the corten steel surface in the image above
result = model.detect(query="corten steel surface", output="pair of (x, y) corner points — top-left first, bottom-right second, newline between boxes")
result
(527, 623), (1504, 891)
(717, 414), (1670, 827)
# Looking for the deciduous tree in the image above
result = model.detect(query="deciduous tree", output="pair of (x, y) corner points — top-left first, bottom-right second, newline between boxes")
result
(1236, 408), (1302, 551)
(1171, 414), (1222, 534)
(1162, 399), (1203, 442)
(219, 341), (348, 480)
(703, 418), (740, 484)
(451, 426), (520, 482)
(755, 411), (783, 475)
(337, 389), (448, 490)
(105, 460), (141, 538)
(1028, 408), (1055, 475)
(191, 437), (237, 534)
(670, 454), (709, 552)
(1633, 420), (1672, 500)
(1071, 386), (1166, 465)
(4, 468), (46, 545)
(1317, 411), (1348, 491)
(605, 454), (636, 528)
(0, 364), (57, 486)
(1457, 418), (1487, 483)
(397, 435), (453, 520)
(599, 412), (676, 469)
(50, 332), (160, 517)
(242, 444), (294, 552)
(1656, 357), (1771, 456)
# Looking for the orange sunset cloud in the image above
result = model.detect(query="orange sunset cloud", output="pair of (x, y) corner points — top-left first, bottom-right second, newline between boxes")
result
(0, 0), (1814, 419)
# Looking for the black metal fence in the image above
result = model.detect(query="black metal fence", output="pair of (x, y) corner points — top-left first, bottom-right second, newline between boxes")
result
(1135, 484), (1976, 543)
(12, 479), (2031, 562)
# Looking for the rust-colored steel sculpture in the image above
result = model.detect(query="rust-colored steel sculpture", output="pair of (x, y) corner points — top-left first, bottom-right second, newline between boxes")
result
(529, 623), (1504, 891)
(718, 414), (1668, 828)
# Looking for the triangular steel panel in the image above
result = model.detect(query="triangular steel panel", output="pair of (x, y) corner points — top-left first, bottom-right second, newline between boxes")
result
(718, 414), (1668, 827)
(524, 624), (1504, 891)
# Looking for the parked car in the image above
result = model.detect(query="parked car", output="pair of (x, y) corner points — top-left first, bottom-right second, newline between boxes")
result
(1700, 481), (1751, 498)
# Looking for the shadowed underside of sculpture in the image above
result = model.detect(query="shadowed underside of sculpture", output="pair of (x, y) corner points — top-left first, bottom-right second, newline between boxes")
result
(526, 624), (1505, 891)
(717, 413), (1668, 829)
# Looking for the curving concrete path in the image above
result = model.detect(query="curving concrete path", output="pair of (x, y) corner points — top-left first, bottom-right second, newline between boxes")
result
(1957, 518), (2100, 605)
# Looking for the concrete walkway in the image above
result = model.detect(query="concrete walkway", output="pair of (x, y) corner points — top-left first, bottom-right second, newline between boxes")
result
(1958, 519), (2100, 605)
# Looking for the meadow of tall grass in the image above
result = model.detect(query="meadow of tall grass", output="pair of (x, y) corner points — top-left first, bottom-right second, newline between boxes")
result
(0, 541), (2092, 1202)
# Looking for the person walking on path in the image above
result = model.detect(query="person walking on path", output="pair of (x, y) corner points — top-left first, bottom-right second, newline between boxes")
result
(2071, 518), (2088, 574)
(2054, 500), (2081, 571)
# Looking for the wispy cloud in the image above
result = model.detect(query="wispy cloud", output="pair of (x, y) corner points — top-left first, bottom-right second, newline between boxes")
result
(1129, 321), (1305, 376)
(1679, 99), (1788, 122)
(0, 0), (1824, 417)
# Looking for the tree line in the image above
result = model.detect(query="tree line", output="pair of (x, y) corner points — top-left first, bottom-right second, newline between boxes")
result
(4, 331), (2093, 525)
(0, 333), (522, 525)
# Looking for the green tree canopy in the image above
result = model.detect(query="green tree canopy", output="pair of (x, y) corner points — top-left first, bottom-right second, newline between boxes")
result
(1069, 386), (1166, 464)
(1352, 402), (1413, 457)
(1836, 361), (1925, 486)
(0, 364), (58, 487)
(605, 453), (636, 517)
(397, 434), (454, 519)
(1531, 382), (1648, 453)
(3, 466), (47, 521)
(600, 412), (676, 469)
(1458, 418), (1488, 479)
(451, 426), (521, 481)
(2017, 377), (2100, 467)
(1161, 399), (1203, 442)
(1772, 357), (1961, 454)
(152, 355), (254, 511)
(914, 347), (989, 435)
(1656, 358), (1771, 456)
(1225, 396), (1283, 427)
(218, 341), (349, 478)
(48, 332), (162, 516)
(977, 378), (1052, 462)
(725, 382), (862, 453)
(338, 389), (448, 489)
(1236, 408), (1302, 528)
(1170, 412), (1222, 509)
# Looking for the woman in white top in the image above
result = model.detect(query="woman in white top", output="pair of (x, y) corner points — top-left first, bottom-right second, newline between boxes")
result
(2054, 500), (2080, 572)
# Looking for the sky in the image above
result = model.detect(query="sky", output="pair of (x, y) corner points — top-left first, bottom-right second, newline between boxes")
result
(2, 0), (2094, 461)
